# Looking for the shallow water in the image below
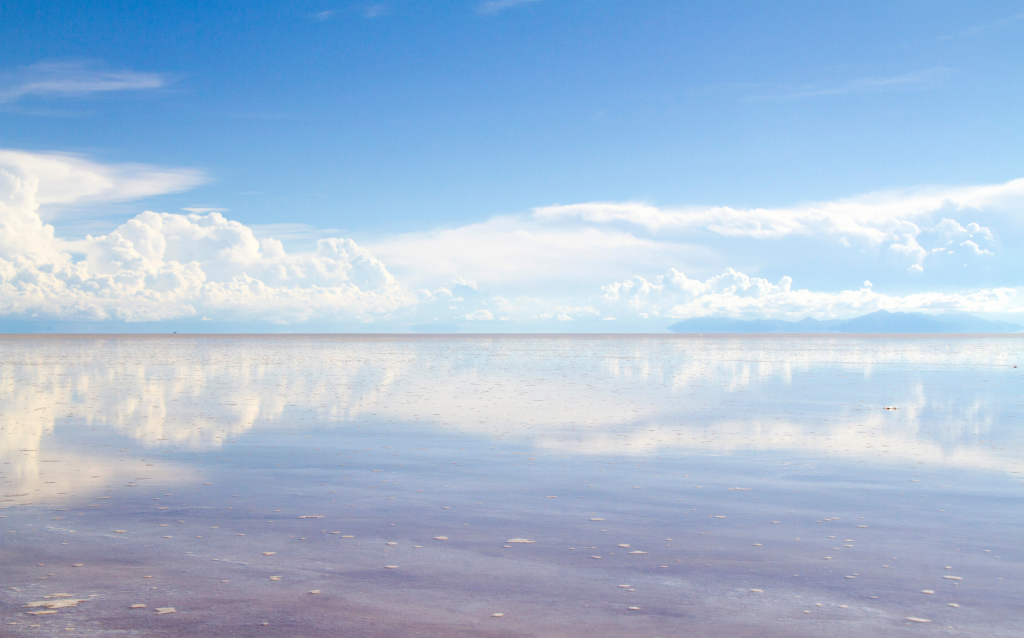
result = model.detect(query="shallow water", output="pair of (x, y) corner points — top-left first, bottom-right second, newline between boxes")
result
(1, 334), (1022, 637)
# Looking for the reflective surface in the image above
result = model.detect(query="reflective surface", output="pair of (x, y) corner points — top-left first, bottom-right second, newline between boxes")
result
(2, 335), (1022, 636)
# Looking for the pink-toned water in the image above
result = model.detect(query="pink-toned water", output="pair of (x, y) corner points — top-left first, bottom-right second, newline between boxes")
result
(2, 335), (1022, 636)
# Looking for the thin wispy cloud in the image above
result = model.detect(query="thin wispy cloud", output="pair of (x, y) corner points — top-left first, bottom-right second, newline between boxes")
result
(182, 207), (230, 214)
(0, 61), (165, 104)
(312, 5), (387, 21)
(938, 11), (1024, 41)
(477, 0), (541, 15)
(748, 68), (949, 102)
(249, 222), (344, 243)
(0, 149), (208, 207)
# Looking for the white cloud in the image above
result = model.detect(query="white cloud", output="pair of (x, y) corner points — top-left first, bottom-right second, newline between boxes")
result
(367, 213), (713, 292)
(533, 181), (1017, 245)
(182, 207), (229, 214)
(599, 268), (1019, 320)
(936, 217), (993, 240)
(749, 68), (949, 101)
(478, 0), (541, 15)
(888, 233), (928, 264)
(0, 149), (207, 208)
(527, 181), (1017, 273)
(0, 61), (164, 104)
(369, 180), (1015, 297)
(2, 148), (1022, 328)
(960, 240), (993, 256)
(0, 150), (408, 323)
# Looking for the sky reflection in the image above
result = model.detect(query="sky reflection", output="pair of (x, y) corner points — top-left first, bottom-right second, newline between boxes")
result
(3, 335), (1021, 504)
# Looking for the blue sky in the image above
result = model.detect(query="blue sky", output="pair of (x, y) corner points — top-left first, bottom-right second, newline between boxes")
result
(2, 1), (1024, 331)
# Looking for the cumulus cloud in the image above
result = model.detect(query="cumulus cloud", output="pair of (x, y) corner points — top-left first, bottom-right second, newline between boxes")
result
(370, 180), (1013, 297)
(599, 268), (1019, 320)
(0, 61), (164, 104)
(2, 148), (1022, 329)
(0, 151), (408, 323)
(936, 217), (993, 240)
(888, 233), (928, 264)
(960, 240), (993, 256)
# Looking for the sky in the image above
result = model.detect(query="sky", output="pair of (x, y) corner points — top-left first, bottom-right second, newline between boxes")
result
(2, 0), (1024, 332)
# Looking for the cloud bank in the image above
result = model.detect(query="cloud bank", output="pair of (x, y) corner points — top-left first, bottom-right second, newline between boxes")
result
(1, 149), (1021, 330)
(532, 182), (1011, 254)
(599, 269), (1016, 321)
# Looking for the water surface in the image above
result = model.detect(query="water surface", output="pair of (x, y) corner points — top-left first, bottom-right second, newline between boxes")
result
(1, 335), (1022, 636)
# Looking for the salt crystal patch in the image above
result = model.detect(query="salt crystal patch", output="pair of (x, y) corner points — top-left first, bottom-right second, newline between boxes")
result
(24, 599), (85, 609)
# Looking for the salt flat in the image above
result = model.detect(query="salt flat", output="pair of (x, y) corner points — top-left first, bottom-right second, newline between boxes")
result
(1, 335), (1022, 636)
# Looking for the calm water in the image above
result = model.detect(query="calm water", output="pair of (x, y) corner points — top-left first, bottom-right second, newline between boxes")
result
(1, 335), (1022, 637)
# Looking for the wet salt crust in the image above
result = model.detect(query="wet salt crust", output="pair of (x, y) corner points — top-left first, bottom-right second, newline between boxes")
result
(1, 334), (1022, 637)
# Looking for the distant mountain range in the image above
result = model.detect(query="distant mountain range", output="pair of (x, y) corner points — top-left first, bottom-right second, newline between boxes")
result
(667, 310), (1022, 334)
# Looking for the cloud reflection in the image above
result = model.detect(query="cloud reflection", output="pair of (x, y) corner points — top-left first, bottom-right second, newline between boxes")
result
(2, 336), (1021, 502)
